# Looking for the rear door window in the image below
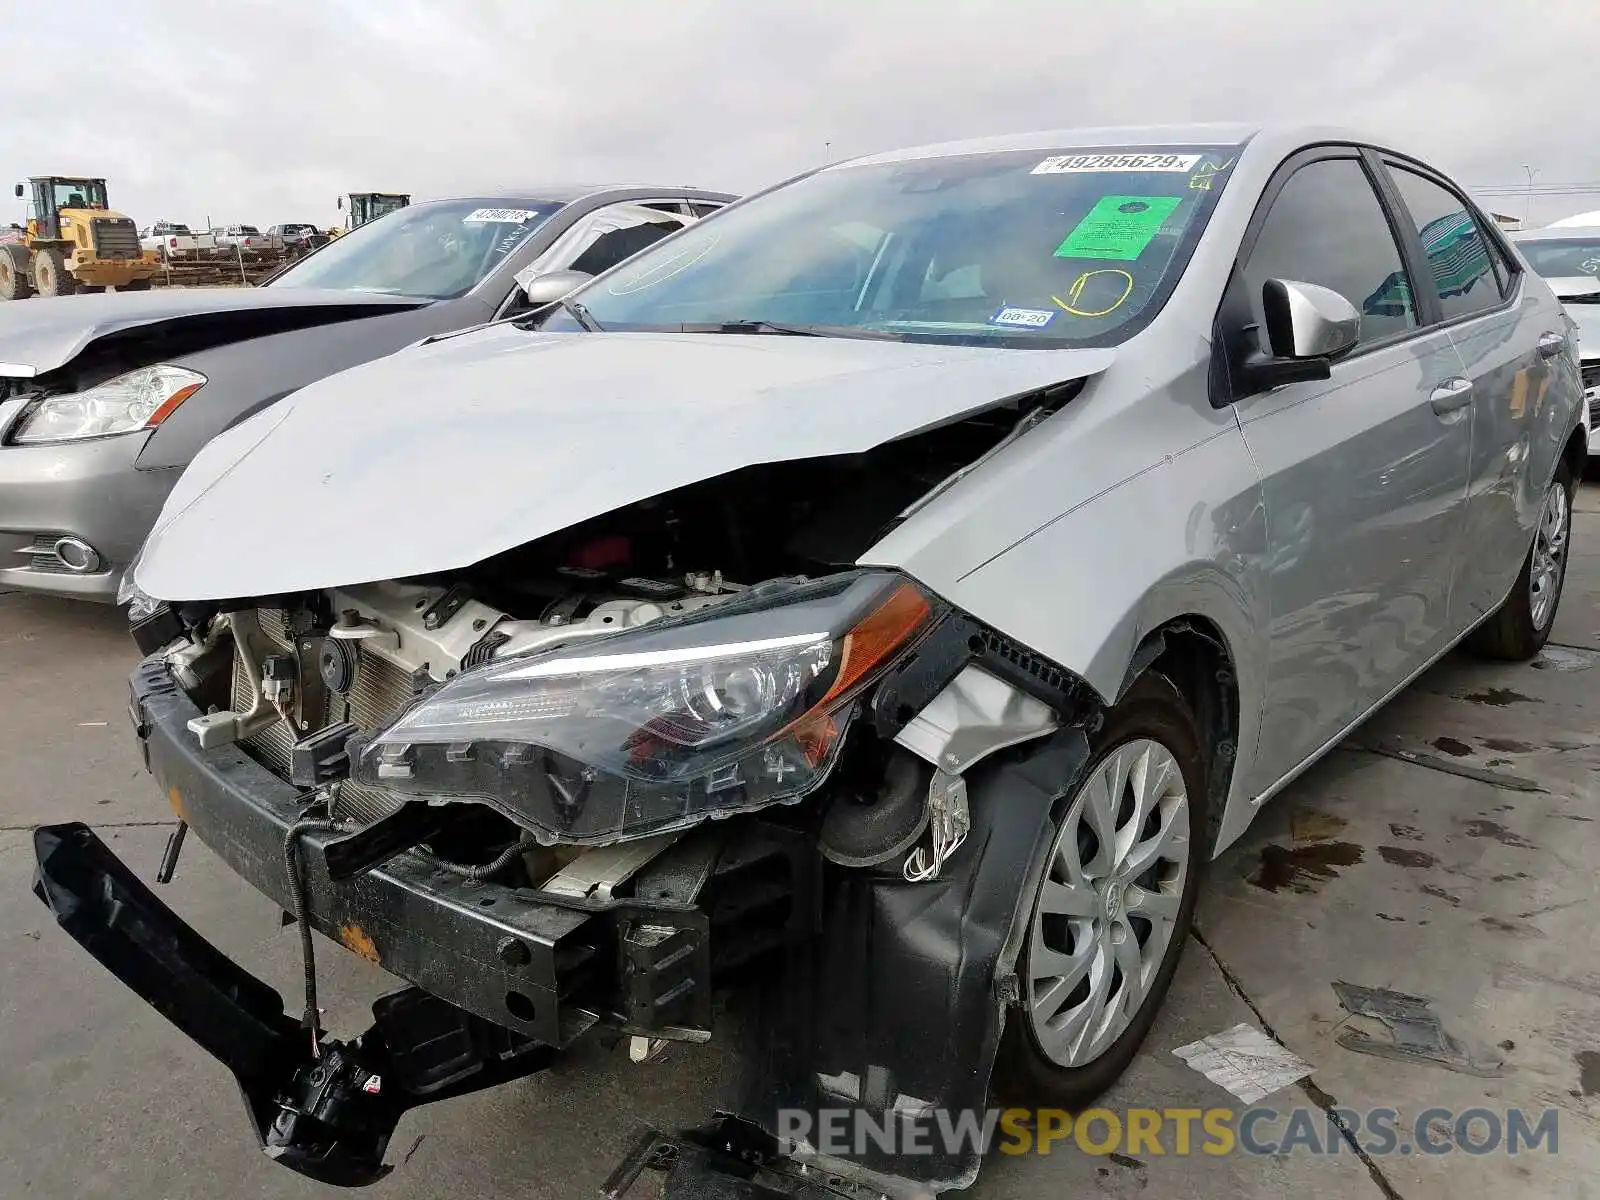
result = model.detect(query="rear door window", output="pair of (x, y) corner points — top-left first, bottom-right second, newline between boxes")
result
(1386, 167), (1503, 320)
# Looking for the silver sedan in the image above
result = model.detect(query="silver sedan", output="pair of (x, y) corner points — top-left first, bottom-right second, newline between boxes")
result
(42, 123), (1582, 1197)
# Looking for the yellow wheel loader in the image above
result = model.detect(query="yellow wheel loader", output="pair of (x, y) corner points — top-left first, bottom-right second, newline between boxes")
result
(0, 176), (158, 300)
(327, 191), (410, 238)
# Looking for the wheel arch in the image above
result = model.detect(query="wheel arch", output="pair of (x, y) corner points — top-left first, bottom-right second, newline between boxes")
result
(1115, 612), (1244, 853)
(1562, 421), (1587, 487)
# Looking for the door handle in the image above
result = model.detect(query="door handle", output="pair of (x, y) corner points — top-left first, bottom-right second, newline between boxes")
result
(1539, 331), (1568, 359)
(1429, 377), (1474, 416)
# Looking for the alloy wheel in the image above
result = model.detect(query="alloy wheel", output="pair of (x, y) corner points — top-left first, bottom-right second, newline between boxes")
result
(1529, 478), (1570, 632)
(1026, 738), (1190, 1069)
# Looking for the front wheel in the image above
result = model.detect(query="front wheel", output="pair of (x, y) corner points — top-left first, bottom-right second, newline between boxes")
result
(0, 245), (33, 299)
(994, 672), (1208, 1109)
(1466, 460), (1574, 661)
(33, 247), (75, 297)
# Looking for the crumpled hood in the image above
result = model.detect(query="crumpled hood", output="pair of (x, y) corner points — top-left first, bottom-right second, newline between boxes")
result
(0, 287), (426, 378)
(137, 326), (1114, 600)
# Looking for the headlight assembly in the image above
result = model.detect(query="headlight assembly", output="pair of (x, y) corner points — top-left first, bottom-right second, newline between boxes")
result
(357, 572), (938, 844)
(10, 364), (206, 444)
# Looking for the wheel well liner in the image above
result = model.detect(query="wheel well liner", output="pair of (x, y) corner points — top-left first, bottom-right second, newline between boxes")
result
(1118, 617), (1239, 841)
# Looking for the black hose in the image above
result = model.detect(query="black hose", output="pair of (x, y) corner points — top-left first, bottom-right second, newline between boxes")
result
(283, 817), (339, 1050)
(418, 835), (539, 883)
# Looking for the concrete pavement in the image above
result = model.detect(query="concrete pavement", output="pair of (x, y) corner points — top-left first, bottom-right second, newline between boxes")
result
(3, 498), (1599, 1199)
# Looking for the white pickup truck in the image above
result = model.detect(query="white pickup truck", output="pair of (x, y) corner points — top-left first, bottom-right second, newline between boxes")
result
(212, 224), (282, 262)
(140, 221), (218, 262)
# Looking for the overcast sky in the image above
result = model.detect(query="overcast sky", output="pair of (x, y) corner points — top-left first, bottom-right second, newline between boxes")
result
(4, 0), (1595, 230)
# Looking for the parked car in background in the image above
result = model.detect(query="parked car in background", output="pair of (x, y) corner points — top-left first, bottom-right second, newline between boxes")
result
(39, 124), (1581, 1199)
(0, 184), (733, 602)
(1511, 224), (1600, 459)
(268, 222), (328, 257)
(212, 224), (280, 262)
(139, 220), (217, 262)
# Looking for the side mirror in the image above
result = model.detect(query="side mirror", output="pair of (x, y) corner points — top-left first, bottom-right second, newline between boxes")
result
(12, 183), (21, 198)
(1241, 278), (1360, 392)
(336, 196), (343, 210)
(515, 267), (594, 307)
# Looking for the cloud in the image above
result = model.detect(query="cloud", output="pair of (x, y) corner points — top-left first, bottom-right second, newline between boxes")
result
(2, 0), (1592, 228)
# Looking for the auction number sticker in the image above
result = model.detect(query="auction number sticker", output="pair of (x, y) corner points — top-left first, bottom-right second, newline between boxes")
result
(463, 208), (543, 223)
(1033, 153), (1202, 175)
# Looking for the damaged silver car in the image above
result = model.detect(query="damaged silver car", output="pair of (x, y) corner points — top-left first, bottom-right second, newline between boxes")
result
(34, 123), (1583, 1197)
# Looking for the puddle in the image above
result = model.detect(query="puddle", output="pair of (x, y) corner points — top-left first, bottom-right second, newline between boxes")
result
(1431, 736), (1474, 757)
(1461, 819), (1536, 849)
(1388, 822), (1423, 840)
(1249, 841), (1364, 894)
(1459, 688), (1540, 706)
(1379, 845), (1437, 869)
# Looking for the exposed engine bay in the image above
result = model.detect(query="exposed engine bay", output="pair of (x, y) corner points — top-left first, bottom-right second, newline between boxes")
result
(62, 393), (1101, 1198)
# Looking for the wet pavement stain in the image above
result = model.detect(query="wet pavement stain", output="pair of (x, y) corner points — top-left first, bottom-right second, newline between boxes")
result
(1491, 872), (1530, 883)
(1291, 809), (1348, 842)
(1420, 884), (1461, 906)
(1431, 736), (1474, 757)
(1481, 916), (1540, 936)
(1459, 687), (1540, 706)
(1388, 822), (1423, 840)
(1376, 912), (1405, 922)
(1577, 1051), (1600, 1097)
(1483, 737), (1536, 753)
(1379, 845), (1438, 869)
(1249, 841), (1365, 894)
(1462, 819), (1535, 849)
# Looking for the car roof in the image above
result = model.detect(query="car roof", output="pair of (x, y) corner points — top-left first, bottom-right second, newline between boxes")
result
(835, 122), (1386, 168)
(425, 184), (737, 206)
(1512, 225), (1600, 241)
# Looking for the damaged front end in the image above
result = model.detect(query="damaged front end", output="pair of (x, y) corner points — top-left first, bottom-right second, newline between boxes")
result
(37, 419), (1100, 1196)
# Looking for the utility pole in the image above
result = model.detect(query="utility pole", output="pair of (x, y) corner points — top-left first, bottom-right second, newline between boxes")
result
(1522, 165), (1539, 228)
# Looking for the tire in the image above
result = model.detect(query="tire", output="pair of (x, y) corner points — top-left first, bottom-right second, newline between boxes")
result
(119, 277), (152, 292)
(33, 247), (75, 297)
(0, 245), (32, 300)
(993, 672), (1208, 1110)
(1466, 459), (1575, 661)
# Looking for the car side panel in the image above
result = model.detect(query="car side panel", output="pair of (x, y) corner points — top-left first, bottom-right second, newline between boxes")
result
(869, 354), (1272, 855)
(1233, 328), (1469, 797)
(135, 298), (492, 470)
(1447, 284), (1584, 627)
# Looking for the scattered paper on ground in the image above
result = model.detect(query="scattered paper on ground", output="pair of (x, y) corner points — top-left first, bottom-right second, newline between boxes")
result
(1172, 1022), (1313, 1103)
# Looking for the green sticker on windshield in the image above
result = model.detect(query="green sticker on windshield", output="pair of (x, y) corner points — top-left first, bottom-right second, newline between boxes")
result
(1053, 195), (1183, 261)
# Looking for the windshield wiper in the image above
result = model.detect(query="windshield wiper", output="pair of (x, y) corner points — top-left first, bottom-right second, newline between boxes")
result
(560, 296), (605, 331)
(681, 320), (904, 340)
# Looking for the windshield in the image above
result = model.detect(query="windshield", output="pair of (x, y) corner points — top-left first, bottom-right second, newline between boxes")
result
(267, 198), (563, 299)
(555, 145), (1240, 346)
(48, 179), (107, 210)
(1515, 236), (1600, 279)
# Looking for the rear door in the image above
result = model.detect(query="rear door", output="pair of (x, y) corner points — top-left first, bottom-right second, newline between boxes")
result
(1375, 158), (1567, 627)
(1218, 147), (1474, 796)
